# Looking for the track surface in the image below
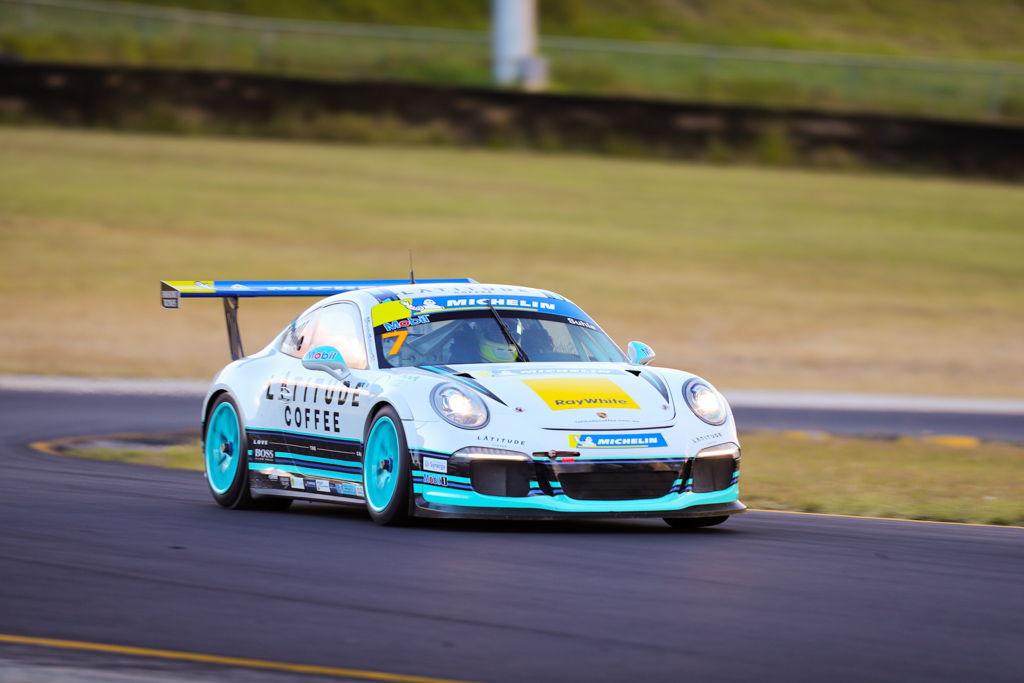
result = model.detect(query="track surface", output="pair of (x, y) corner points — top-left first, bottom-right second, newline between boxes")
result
(1, 390), (1021, 682)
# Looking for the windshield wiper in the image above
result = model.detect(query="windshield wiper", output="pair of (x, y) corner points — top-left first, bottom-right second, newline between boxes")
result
(486, 302), (530, 362)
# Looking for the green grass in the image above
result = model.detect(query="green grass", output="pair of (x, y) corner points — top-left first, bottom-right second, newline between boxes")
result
(59, 432), (1024, 526)
(1, 126), (1022, 397)
(121, 0), (1024, 62)
(740, 432), (1024, 526)
(4, 1), (1024, 120)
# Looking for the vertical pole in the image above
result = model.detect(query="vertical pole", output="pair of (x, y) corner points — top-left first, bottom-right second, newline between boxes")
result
(492, 0), (545, 90)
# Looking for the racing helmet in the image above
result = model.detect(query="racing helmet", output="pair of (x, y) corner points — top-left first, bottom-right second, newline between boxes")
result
(479, 324), (518, 363)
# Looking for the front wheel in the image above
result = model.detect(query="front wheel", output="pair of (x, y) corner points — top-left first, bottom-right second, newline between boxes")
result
(204, 394), (290, 511)
(362, 406), (412, 526)
(664, 515), (729, 530)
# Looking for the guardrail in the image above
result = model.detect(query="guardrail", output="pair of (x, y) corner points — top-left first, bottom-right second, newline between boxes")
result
(3, 0), (1023, 121)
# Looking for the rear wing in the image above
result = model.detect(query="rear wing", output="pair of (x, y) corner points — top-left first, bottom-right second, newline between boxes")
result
(160, 279), (476, 360)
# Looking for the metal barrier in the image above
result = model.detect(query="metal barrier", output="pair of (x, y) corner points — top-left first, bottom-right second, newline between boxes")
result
(2, 0), (1023, 120)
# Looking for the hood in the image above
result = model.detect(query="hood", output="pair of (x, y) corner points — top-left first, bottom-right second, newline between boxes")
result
(420, 363), (676, 429)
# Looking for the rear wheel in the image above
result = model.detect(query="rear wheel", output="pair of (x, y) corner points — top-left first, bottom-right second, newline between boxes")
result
(362, 406), (412, 526)
(204, 394), (290, 511)
(664, 515), (729, 530)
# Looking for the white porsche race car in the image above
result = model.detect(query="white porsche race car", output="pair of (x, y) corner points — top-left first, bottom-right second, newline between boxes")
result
(161, 279), (745, 528)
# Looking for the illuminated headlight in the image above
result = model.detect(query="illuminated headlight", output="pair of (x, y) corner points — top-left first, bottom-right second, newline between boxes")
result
(452, 447), (529, 461)
(683, 379), (728, 426)
(431, 383), (489, 429)
(696, 442), (740, 459)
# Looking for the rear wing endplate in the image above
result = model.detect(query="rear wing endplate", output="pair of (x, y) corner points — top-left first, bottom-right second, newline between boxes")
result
(160, 279), (475, 361)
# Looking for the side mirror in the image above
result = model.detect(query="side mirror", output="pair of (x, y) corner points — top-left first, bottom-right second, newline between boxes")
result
(626, 341), (656, 366)
(302, 346), (350, 381)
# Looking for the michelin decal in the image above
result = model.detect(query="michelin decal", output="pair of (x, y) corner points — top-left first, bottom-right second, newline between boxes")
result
(569, 433), (668, 449)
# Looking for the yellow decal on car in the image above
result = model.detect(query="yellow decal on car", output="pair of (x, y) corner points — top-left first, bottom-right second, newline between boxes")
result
(523, 378), (639, 410)
(371, 300), (414, 327)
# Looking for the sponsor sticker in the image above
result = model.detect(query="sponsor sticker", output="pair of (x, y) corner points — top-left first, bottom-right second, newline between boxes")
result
(693, 431), (724, 444)
(382, 314), (430, 332)
(422, 457), (448, 474)
(253, 448), (275, 462)
(566, 317), (596, 330)
(315, 479), (331, 493)
(477, 435), (526, 446)
(423, 474), (449, 487)
(303, 479), (319, 492)
(290, 476), (304, 489)
(523, 378), (639, 411)
(303, 346), (341, 362)
(569, 433), (667, 449)
(441, 296), (557, 311)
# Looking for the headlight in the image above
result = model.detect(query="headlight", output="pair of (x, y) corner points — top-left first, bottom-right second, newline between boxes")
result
(431, 383), (489, 429)
(452, 447), (528, 460)
(683, 379), (727, 426)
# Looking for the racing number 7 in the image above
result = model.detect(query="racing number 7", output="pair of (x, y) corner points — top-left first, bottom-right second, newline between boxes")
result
(382, 330), (409, 355)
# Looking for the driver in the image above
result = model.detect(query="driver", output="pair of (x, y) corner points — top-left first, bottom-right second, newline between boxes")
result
(479, 324), (519, 362)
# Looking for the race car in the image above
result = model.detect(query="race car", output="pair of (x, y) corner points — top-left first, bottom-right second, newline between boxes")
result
(161, 279), (745, 528)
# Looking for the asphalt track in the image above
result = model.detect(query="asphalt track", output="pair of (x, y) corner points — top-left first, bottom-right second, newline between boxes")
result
(1, 390), (1021, 682)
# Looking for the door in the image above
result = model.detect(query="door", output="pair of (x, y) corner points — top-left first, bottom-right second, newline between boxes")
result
(289, 302), (373, 499)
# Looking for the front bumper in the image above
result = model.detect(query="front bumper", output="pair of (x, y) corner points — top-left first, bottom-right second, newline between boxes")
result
(408, 447), (743, 520)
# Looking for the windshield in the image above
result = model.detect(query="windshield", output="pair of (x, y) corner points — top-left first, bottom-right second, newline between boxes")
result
(372, 296), (626, 368)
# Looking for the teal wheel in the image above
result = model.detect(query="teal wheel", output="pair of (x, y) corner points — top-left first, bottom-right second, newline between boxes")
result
(204, 394), (290, 511)
(362, 406), (411, 526)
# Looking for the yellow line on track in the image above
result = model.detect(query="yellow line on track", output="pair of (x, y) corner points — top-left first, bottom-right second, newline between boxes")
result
(30, 431), (194, 456)
(0, 634), (478, 683)
(748, 508), (1021, 529)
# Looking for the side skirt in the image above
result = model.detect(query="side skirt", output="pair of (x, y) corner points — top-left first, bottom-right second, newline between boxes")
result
(253, 488), (366, 507)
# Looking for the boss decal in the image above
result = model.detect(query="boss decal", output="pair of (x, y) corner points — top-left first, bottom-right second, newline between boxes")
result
(252, 448), (276, 462)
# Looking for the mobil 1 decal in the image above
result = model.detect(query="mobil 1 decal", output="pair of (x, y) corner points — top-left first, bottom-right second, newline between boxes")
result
(265, 376), (369, 434)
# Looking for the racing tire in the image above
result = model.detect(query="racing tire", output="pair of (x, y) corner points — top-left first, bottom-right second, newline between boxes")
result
(663, 515), (729, 530)
(362, 406), (412, 526)
(204, 394), (291, 511)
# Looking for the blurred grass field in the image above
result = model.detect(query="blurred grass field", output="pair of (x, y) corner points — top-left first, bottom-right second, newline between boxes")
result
(4, 1), (1024, 120)
(59, 433), (1024, 526)
(1, 126), (1022, 397)
(740, 433), (1024, 526)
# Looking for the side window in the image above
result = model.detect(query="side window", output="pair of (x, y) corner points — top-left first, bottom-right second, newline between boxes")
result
(308, 303), (368, 370)
(280, 312), (317, 359)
